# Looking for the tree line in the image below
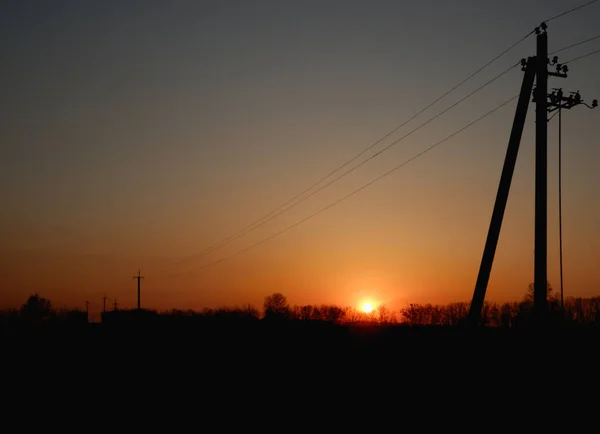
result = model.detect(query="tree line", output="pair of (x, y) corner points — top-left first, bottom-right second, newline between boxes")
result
(2, 284), (600, 327)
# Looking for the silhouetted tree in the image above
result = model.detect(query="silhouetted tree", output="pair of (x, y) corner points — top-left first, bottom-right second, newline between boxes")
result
(344, 307), (366, 323)
(297, 305), (316, 321)
(263, 293), (290, 321)
(319, 305), (346, 323)
(20, 293), (53, 324)
(401, 304), (426, 325)
(377, 304), (389, 323)
(525, 281), (555, 303)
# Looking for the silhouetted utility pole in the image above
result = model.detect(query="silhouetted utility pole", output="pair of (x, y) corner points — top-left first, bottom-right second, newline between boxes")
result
(113, 298), (118, 311)
(533, 24), (550, 324)
(85, 301), (89, 319)
(467, 57), (536, 327)
(532, 24), (570, 325)
(133, 270), (144, 309)
(532, 23), (569, 324)
(468, 22), (575, 327)
(103, 293), (109, 313)
(547, 88), (597, 311)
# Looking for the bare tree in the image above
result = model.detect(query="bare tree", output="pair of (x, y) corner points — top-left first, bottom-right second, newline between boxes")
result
(377, 304), (389, 323)
(525, 281), (555, 303)
(319, 305), (346, 323)
(263, 293), (290, 320)
(344, 307), (365, 323)
(293, 305), (317, 321)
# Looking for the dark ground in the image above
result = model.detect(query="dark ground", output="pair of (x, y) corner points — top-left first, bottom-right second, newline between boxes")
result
(5, 320), (599, 366)
(3, 321), (598, 421)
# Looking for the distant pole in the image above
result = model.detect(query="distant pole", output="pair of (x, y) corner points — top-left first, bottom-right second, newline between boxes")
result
(113, 298), (118, 311)
(103, 293), (108, 313)
(133, 270), (144, 309)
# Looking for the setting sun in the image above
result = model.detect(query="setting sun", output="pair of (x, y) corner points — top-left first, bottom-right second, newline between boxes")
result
(362, 302), (374, 313)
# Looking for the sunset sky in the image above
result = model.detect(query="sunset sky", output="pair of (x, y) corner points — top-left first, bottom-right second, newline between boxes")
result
(1, 0), (599, 320)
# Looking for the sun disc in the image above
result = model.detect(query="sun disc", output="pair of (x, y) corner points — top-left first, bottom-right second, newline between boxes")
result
(362, 302), (374, 313)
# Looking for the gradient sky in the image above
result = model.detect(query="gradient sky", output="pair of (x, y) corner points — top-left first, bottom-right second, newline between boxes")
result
(1, 0), (599, 320)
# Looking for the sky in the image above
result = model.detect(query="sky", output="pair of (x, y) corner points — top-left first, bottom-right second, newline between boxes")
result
(1, 0), (599, 320)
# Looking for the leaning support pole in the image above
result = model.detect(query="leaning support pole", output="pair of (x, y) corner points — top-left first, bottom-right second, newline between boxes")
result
(467, 58), (536, 327)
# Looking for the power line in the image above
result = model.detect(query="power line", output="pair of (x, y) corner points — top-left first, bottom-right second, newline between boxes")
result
(550, 34), (600, 55)
(159, 0), (597, 276)
(159, 62), (521, 276)
(156, 34), (535, 275)
(209, 63), (519, 236)
(249, 63), (518, 224)
(168, 94), (519, 278)
(543, 0), (599, 23)
(563, 47), (600, 64)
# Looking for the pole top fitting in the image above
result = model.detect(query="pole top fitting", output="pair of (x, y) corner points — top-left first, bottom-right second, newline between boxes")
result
(535, 22), (548, 34)
(520, 58), (528, 70)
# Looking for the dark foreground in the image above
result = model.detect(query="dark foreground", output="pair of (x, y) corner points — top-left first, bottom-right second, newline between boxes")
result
(5, 321), (600, 364)
(4, 321), (600, 419)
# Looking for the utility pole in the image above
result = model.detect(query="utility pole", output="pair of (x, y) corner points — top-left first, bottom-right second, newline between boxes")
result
(533, 24), (549, 324)
(468, 22), (576, 327)
(532, 23), (567, 325)
(547, 88), (597, 312)
(133, 270), (144, 309)
(113, 298), (118, 311)
(103, 293), (108, 313)
(467, 57), (536, 327)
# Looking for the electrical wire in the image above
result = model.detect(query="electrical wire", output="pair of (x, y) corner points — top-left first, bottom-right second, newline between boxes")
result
(166, 94), (519, 278)
(155, 36), (535, 275)
(563, 47), (600, 64)
(158, 63), (521, 276)
(543, 0), (599, 23)
(550, 34), (600, 55)
(157, 0), (600, 277)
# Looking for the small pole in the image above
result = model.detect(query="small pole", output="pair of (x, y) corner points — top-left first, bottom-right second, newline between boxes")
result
(133, 270), (144, 309)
